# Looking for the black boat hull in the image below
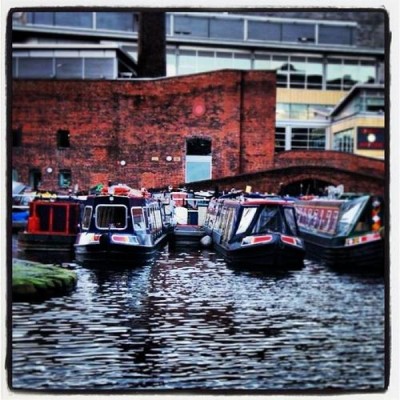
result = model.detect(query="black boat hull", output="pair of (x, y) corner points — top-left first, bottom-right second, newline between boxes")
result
(18, 232), (77, 252)
(213, 240), (305, 268)
(74, 234), (168, 264)
(301, 232), (384, 270)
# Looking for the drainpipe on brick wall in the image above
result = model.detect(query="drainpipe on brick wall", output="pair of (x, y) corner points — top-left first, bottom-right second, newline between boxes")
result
(239, 71), (245, 175)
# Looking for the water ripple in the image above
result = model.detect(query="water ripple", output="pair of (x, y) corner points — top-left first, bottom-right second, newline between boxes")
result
(11, 243), (385, 392)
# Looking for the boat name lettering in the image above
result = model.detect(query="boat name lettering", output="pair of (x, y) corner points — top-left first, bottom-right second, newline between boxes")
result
(296, 205), (339, 234)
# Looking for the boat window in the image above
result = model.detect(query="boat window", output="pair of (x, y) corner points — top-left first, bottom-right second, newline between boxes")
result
(96, 205), (127, 230)
(222, 207), (236, 242)
(81, 206), (92, 230)
(336, 197), (368, 237)
(283, 207), (298, 235)
(236, 207), (257, 235)
(52, 205), (67, 232)
(252, 206), (282, 234)
(131, 207), (146, 231)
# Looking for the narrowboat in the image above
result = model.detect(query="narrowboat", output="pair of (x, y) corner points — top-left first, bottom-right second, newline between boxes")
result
(18, 196), (81, 251)
(203, 193), (305, 268)
(74, 185), (170, 263)
(12, 205), (29, 231)
(294, 194), (384, 269)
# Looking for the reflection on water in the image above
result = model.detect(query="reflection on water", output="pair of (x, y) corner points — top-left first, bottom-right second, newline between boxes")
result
(11, 236), (385, 392)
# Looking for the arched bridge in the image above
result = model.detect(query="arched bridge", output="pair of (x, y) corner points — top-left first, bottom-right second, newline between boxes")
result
(186, 151), (386, 196)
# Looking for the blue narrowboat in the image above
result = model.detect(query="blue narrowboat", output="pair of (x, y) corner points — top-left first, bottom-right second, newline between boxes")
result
(203, 193), (305, 268)
(74, 186), (170, 263)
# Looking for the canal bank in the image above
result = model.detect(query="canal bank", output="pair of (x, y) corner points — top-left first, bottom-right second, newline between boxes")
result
(12, 259), (77, 302)
(10, 239), (386, 392)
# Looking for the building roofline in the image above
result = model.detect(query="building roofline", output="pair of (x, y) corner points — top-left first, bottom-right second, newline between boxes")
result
(168, 11), (359, 27)
(13, 25), (384, 59)
(330, 83), (385, 117)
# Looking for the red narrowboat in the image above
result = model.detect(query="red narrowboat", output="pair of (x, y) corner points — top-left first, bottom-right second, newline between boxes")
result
(18, 197), (81, 251)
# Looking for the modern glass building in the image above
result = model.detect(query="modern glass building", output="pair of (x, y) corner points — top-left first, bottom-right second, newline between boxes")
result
(11, 10), (385, 159)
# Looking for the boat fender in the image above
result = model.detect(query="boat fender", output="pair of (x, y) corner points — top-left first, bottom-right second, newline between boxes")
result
(27, 216), (40, 232)
(200, 235), (212, 248)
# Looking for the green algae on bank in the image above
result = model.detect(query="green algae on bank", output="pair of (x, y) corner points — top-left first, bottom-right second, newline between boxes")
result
(12, 259), (77, 302)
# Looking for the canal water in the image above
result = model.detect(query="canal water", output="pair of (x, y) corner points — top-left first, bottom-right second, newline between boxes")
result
(10, 236), (386, 393)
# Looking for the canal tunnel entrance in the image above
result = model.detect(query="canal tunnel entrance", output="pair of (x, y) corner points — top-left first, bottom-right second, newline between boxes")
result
(280, 179), (333, 197)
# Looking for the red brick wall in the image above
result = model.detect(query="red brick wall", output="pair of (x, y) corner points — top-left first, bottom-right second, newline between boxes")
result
(11, 69), (276, 191)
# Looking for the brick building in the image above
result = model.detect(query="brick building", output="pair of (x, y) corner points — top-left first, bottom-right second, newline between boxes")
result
(11, 69), (276, 191)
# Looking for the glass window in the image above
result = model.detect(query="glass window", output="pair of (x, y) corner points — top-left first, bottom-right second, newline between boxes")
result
(81, 206), (93, 230)
(276, 104), (289, 120)
(178, 49), (196, 75)
(96, 12), (135, 31)
(254, 54), (271, 70)
(334, 129), (354, 153)
(233, 53), (251, 69)
(12, 128), (22, 147)
(84, 58), (114, 79)
(292, 128), (308, 149)
(275, 127), (286, 153)
(210, 18), (243, 40)
(166, 48), (177, 76)
(57, 130), (70, 148)
(273, 55), (289, 87)
(216, 52), (233, 68)
(283, 207), (298, 235)
(248, 21), (281, 41)
(290, 104), (308, 120)
(236, 207), (257, 235)
(197, 50), (216, 72)
(174, 15), (208, 37)
(132, 207), (146, 230)
(18, 58), (54, 78)
(292, 128), (326, 150)
(54, 12), (92, 28)
(96, 205), (127, 230)
(319, 25), (354, 46)
(336, 197), (368, 236)
(31, 12), (54, 25)
(342, 59), (359, 89)
(55, 58), (83, 79)
(290, 57), (306, 88)
(253, 206), (282, 234)
(282, 23), (314, 43)
(309, 128), (326, 149)
(326, 58), (343, 90)
(58, 169), (71, 188)
(52, 206), (67, 232)
(185, 156), (212, 183)
(306, 57), (323, 89)
(359, 61), (376, 84)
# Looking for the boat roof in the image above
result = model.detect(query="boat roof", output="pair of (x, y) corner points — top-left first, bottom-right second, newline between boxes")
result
(222, 198), (294, 206)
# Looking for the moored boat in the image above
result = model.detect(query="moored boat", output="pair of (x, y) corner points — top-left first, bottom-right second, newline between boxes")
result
(169, 191), (211, 247)
(18, 196), (81, 251)
(74, 185), (170, 263)
(203, 193), (305, 268)
(294, 194), (384, 269)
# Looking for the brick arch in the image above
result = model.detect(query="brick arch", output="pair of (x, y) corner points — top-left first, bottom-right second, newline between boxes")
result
(186, 152), (385, 196)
